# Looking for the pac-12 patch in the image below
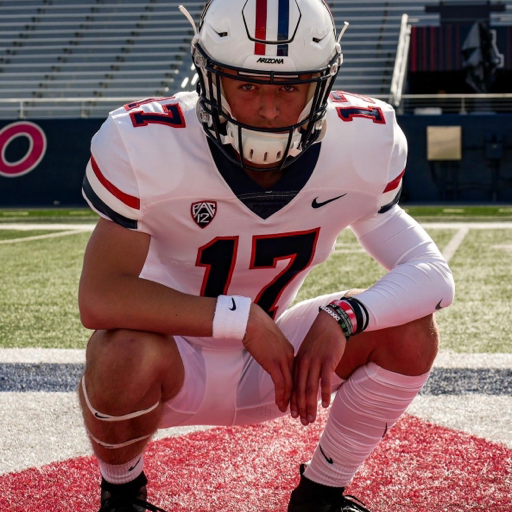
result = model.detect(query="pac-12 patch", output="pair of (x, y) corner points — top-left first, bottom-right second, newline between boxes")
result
(191, 201), (217, 228)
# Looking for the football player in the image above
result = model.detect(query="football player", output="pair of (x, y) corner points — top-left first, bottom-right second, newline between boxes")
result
(78, 0), (455, 510)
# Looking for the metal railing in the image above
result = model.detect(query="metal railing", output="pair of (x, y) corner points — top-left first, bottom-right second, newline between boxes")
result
(400, 94), (512, 114)
(0, 97), (140, 118)
(0, 93), (511, 119)
(389, 13), (412, 107)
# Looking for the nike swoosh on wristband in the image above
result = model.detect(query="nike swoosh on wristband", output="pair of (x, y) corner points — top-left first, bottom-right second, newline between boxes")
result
(319, 445), (334, 464)
(229, 298), (237, 311)
(311, 194), (347, 208)
(435, 299), (443, 310)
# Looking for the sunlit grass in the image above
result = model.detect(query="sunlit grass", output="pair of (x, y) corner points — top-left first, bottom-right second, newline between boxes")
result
(0, 220), (511, 353)
(0, 231), (91, 348)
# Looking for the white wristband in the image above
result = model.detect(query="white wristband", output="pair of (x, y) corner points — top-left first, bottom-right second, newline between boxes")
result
(212, 295), (252, 341)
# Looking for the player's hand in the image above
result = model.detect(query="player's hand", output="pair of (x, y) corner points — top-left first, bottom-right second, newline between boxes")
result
(290, 310), (346, 426)
(242, 303), (295, 413)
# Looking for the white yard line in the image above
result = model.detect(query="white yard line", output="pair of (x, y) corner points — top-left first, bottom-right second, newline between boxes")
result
(441, 225), (470, 263)
(0, 230), (86, 244)
(1, 348), (511, 368)
(407, 395), (512, 449)
(420, 222), (512, 229)
(0, 348), (86, 363)
(0, 223), (94, 231)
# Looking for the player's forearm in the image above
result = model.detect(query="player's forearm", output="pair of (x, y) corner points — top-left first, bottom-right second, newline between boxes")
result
(350, 205), (455, 331)
(353, 259), (454, 331)
(79, 274), (216, 336)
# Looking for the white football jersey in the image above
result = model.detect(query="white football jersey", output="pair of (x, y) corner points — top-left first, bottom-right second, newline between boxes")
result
(83, 91), (407, 321)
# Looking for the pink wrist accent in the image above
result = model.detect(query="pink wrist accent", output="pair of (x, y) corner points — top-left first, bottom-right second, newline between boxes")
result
(331, 299), (358, 334)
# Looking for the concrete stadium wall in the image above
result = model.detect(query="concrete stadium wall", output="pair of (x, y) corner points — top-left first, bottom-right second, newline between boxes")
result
(0, 115), (511, 207)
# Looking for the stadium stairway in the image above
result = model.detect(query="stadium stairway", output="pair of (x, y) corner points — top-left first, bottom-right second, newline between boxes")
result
(0, 0), (510, 118)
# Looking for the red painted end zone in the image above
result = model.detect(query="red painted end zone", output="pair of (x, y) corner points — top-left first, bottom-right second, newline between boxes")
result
(2, 413), (511, 511)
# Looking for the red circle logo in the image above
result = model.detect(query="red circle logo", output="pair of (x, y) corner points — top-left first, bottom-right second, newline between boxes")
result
(0, 121), (47, 178)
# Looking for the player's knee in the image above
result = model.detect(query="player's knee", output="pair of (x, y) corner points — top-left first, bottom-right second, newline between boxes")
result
(408, 314), (439, 354)
(83, 329), (184, 412)
(389, 314), (439, 371)
(85, 329), (180, 387)
(370, 315), (438, 377)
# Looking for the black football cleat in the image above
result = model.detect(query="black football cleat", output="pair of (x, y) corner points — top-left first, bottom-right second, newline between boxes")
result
(98, 472), (168, 512)
(287, 464), (371, 512)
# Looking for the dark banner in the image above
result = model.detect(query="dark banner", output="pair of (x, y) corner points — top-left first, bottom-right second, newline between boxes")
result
(398, 114), (512, 204)
(410, 25), (511, 73)
(0, 119), (103, 207)
(0, 115), (511, 207)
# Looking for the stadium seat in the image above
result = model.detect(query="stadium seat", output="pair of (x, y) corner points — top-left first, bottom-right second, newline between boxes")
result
(1, 0), (511, 118)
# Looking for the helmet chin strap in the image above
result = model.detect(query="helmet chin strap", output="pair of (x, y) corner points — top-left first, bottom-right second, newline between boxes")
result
(221, 123), (303, 166)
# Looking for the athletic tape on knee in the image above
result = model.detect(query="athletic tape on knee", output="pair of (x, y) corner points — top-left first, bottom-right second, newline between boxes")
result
(86, 426), (152, 450)
(81, 377), (160, 422)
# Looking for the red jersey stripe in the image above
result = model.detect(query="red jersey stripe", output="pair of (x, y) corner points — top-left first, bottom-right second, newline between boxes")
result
(90, 156), (140, 210)
(383, 169), (405, 193)
(255, 0), (267, 55)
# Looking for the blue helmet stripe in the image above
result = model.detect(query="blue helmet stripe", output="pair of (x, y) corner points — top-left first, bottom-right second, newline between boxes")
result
(277, 0), (289, 55)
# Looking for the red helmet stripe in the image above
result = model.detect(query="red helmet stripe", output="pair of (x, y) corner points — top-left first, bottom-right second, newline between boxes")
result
(255, 0), (267, 54)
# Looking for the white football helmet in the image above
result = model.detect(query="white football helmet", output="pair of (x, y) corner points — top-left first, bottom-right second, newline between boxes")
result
(182, 0), (343, 171)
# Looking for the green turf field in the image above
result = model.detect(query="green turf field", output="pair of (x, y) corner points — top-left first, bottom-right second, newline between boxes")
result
(1, 205), (512, 222)
(0, 207), (511, 352)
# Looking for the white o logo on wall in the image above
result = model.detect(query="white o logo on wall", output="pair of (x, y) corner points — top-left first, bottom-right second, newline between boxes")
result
(0, 121), (47, 178)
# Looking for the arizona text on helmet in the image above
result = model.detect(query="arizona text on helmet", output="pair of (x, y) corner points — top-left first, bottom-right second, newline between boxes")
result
(183, 0), (344, 171)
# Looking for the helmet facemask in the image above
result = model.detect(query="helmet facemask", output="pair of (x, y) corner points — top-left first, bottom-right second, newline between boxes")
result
(181, 0), (344, 172)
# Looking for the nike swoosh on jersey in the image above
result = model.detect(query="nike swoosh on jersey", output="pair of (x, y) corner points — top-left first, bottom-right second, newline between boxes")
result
(311, 194), (347, 208)
(435, 299), (443, 310)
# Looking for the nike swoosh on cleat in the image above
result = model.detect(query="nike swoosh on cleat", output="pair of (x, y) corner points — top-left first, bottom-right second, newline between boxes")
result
(94, 412), (109, 419)
(311, 194), (347, 209)
(229, 298), (237, 311)
(435, 299), (443, 310)
(319, 445), (334, 464)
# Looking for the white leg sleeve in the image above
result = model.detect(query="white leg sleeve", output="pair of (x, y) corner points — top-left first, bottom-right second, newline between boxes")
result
(304, 362), (430, 487)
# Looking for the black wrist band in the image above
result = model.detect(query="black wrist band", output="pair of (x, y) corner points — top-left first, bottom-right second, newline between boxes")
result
(341, 296), (369, 333)
(319, 305), (352, 340)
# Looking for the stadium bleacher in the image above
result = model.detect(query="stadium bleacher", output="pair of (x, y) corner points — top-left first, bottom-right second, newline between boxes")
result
(0, 0), (200, 117)
(0, 0), (510, 118)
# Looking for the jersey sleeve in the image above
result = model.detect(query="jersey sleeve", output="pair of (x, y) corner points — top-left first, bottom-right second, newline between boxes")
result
(349, 205), (455, 331)
(82, 114), (143, 231)
(377, 112), (407, 214)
